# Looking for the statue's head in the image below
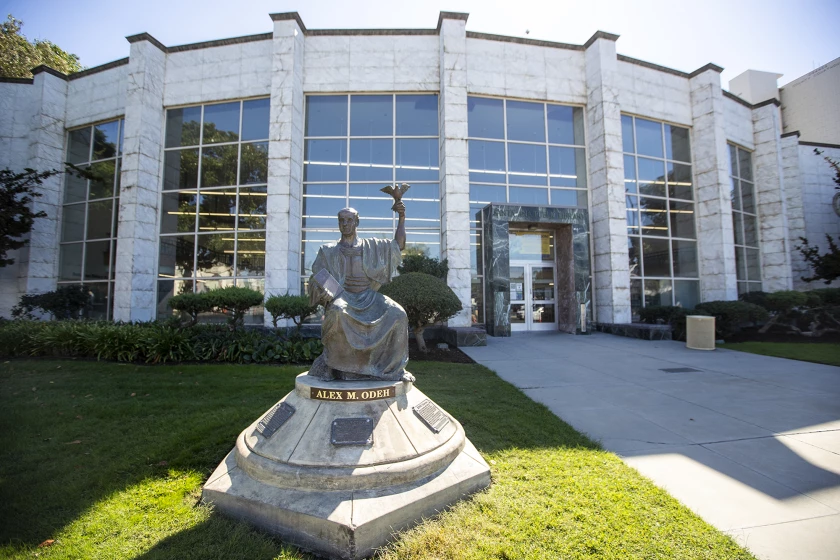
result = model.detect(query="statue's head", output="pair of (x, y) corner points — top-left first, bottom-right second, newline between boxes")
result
(337, 207), (360, 235)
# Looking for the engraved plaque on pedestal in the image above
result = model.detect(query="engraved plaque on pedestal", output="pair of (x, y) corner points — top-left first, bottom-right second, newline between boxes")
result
(331, 417), (374, 446)
(257, 402), (295, 439)
(413, 399), (450, 433)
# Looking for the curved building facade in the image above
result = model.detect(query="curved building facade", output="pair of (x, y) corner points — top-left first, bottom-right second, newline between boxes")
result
(1, 12), (838, 335)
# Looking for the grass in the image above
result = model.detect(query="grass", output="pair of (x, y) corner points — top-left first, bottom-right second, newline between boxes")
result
(0, 359), (756, 560)
(718, 341), (840, 367)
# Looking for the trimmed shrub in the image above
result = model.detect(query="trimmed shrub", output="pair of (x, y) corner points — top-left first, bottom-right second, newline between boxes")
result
(379, 272), (462, 352)
(808, 288), (840, 305)
(694, 300), (768, 337)
(12, 285), (91, 320)
(168, 292), (214, 327)
(638, 306), (687, 325)
(204, 286), (264, 331)
(264, 293), (317, 331)
(398, 254), (449, 280)
(738, 290), (769, 309)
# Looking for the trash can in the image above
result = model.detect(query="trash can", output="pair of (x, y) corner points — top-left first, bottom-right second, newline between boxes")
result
(686, 315), (715, 350)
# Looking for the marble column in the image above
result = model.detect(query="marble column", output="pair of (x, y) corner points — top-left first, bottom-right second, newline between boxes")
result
(752, 101), (793, 291)
(113, 35), (166, 322)
(779, 132), (808, 289)
(689, 64), (738, 301)
(584, 32), (630, 323)
(264, 13), (306, 327)
(437, 12), (472, 327)
(18, 67), (68, 300)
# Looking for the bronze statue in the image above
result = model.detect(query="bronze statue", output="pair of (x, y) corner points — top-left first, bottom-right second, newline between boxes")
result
(307, 184), (413, 382)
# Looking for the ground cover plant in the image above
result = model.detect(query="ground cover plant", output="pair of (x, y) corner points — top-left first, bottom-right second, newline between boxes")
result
(0, 360), (755, 560)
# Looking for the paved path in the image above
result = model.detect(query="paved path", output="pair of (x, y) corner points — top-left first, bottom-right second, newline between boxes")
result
(461, 332), (840, 560)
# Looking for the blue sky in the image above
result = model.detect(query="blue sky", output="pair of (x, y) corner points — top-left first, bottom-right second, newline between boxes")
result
(3, 0), (839, 87)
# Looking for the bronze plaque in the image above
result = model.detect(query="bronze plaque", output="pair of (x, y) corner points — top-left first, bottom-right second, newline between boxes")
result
(330, 417), (374, 446)
(257, 402), (295, 439)
(413, 399), (450, 434)
(310, 386), (395, 402)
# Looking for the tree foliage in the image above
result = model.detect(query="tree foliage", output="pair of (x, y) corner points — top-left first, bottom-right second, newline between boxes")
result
(168, 292), (214, 328)
(379, 272), (462, 352)
(204, 286), (264, 331)
(0, 15), (82, 78)
(0, 164), (92, 267)
(264, 293), (317, 331)
(398, 254), (449, 280)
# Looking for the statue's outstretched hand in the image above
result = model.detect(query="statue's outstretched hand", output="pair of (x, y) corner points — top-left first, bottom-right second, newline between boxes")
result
(393, 200), (406, 216)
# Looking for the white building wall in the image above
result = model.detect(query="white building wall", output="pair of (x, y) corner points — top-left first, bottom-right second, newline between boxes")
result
(780, 57), (840, 145)
(798, 144), (840, 287)
(66, 64), (128, 128)
(303, 35), (439, 93)
(722, 96), (755, 150)
(616, 61), (692, 125)
(163, 40), (273, 107)
(465, 38), (586, 104)
(780, 134), (808, 289)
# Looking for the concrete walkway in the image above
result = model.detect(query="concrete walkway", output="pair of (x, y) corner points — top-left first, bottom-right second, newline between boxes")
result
(461, 332), (840, 560)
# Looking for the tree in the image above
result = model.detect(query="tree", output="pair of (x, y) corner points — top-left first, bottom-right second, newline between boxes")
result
(379, 272), (462, 352)
(398, 254), (449, 280)
(0, 164), (91, 267)
(265, 293), (317, 332)
(0, 15), (82, 78)
(796, 150), (840, 284)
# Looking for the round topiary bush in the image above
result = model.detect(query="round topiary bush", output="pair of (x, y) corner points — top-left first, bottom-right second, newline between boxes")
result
(379, 272), (462, 352)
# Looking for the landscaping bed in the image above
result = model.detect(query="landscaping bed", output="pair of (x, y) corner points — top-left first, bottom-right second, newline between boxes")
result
(0, 360), (755, 560)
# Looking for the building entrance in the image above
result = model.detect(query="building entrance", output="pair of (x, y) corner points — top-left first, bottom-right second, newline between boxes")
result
(508, 230), (557, 332)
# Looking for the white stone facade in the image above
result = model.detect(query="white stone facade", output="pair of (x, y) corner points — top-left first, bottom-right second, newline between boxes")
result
(1, 11), (838, 327)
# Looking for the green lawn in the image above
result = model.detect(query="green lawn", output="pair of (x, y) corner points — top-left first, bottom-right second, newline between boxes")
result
(0, 359), (755, 560)
(718, 341), (840, 367)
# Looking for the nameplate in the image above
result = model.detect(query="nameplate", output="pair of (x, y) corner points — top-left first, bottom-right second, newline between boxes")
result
(310, 386), (395, 402)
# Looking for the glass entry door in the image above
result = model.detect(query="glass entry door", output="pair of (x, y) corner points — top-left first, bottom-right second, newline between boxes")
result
(509, 262), (557, 331)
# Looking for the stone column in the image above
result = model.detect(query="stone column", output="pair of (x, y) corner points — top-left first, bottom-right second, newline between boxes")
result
(688, 64), (738, 301)
(264, 13), (306, 327)
(780, 132), (808, 289)
(752, 100), (793, 291)
(18, 67), (69, 299)
(437, 12), (471, 327)
(113, 34), (166, 322)
(584, 32), (630, 324)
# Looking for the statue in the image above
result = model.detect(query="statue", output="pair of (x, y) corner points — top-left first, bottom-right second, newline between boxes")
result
(307, 184), (412, 382)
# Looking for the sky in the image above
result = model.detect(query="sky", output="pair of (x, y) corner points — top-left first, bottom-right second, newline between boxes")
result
(2, 0), (839, 88)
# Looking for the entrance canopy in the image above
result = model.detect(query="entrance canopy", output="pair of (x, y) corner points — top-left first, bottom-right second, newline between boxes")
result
(480, 203), (591, 336)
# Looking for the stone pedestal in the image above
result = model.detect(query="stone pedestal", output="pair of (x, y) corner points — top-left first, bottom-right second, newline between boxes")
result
(203, 373), (490, 559)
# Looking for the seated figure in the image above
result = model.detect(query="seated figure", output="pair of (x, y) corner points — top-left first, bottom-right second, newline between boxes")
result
(307, 202), (410, 381)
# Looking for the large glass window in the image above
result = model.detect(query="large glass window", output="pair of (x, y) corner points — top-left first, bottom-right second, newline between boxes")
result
(622, 115), (698, 319)
(302, 94), (441, 295)
(729, 144), (761, 295)
(467, 97), (587, 325)
(157, 98), (269, 322)
(59, 119), (124, 319)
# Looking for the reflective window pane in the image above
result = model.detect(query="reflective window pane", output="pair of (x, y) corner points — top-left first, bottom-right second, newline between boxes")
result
(396, 94), (438, 136)
(306, 95), (348, 137)
(628, 236), (640, 276)
(743, 213), (758, 247)
(667, 162), (693, 200)
(303, 183), (345, 197)
(746, 248), (761, 282)
(669, 200), (695, 239)
(62, 203), (86, 242)
(468, 140), (505, 183)
(82, 282), (110, 320)
(471, 276), (483, 325)
(88, 160), (116, 199)
(64, 166), (89, 203)
(728, 144), (738, 175)
(547, 105), (583, 145)
(238, 186), (267, 230)
(508, 186), (548, 205)
(644, 278), (672, 307)
(203, 102), (240, 144)
(84, 240), (111, 280)
(637, 157), (666, 197)
(165, 106), (201, 147)
(236, 231), (266, 277)
(621, 115), (635, 153)
(87, 200), (113, 240)
(163, 149), (199, 191)
(738, 148), (753, 181)
(159, 236), (195, 278)
(741, 180), (756, 214)
(93, 121), (119, 160)
(548, 146), (576, 187)
(508, 143), (547, 185)
(396, 138), (439, 181)
(468, 97), (504, 139)
(640, 197), (668, 237)
(635, 118), (664, 158)
(67, 128), (91, 164)
(302, 196), (347, 229)
(550, 189), (579, 207)
(674, 280), (699, 309)
(304, 139), (347, 182)
(642, 237), (671, 276)
(160, 191), (197, 234)
(241, 98), (270, 141)
(201, 145), (238, 188)
(732, 211), (744, 246)
(350, 95), (392, 136)
(506, 100), (545, 142)
(630, 279), (643, 320)
(349, 139), (393, 181)
(402, 183), (439, 200)
(196, 234), (234, 277)
(730, 178), (741, 211)
(59, 243), (83, 281)
(198, 189), (236, 231)
(239, 142), (268, 184)
(665, 124), (691, 162)
(623, 154), (637, 193)
(672, 239), (697, 277)
(469, 183), (506, 203)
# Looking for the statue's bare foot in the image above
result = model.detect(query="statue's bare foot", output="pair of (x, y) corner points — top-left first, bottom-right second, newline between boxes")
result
(401, 371), (415, 384)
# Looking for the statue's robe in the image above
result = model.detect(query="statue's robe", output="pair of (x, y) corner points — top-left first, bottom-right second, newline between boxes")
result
(309, 238), (408, 379)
